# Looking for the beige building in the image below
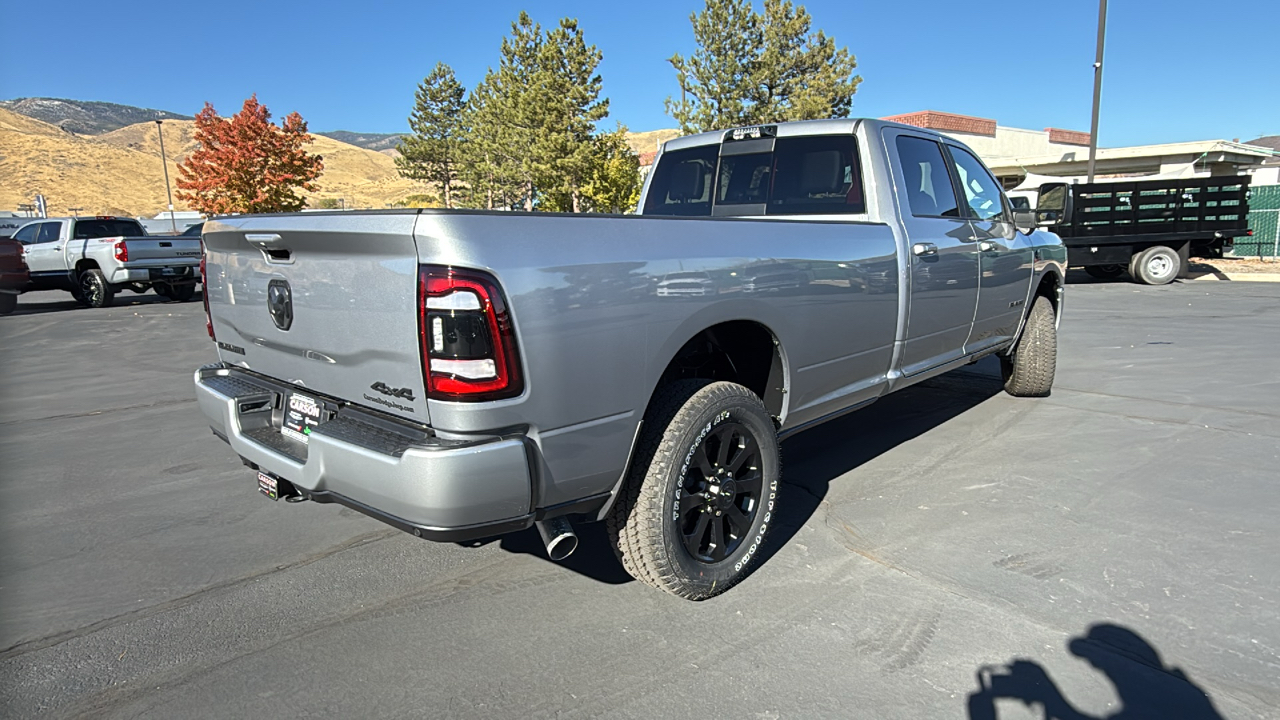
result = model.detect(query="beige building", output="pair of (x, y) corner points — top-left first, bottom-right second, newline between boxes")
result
(636, 111), (1280, 190)
(882, 109), (1277, 191)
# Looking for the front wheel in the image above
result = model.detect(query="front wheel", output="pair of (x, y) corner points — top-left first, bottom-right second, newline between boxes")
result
(1130, 245), (1180, 285)
(1001, 295), (1057, 397)
(78, 269), (115, 308)
(608, 380), (780, 600)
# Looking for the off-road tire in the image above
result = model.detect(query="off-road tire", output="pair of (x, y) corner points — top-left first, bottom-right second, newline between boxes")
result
(607, 380), (780, 600)
(79, 268), (115, 308)
(1129, 245), (1179, 285)
(153, 283), (171, 299)
(1001, 295), (1056, 397)
(167, 283), (197, 302)
(0, 293), (15, 315)
(1085, 264), (1125, 280)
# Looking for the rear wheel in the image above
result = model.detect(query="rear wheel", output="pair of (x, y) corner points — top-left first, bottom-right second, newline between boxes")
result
(607, 380), (780, 600)
(1001, 295), (1057, 397)
(1085, 264), (1125, 280)
(153, 283), (171, 299)
(0, 293), (15, 315)
(79, 269), (115, 308)
(1130, 245), (1180, 285)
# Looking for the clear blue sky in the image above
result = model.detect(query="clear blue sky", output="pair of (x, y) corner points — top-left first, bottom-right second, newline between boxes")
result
(3, 0), (1276, 146)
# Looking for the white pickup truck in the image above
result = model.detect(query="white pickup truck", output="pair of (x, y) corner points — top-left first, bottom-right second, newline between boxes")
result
(10, 216), (203, 307)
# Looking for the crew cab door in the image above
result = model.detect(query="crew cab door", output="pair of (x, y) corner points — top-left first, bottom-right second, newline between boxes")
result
(945, 144), (1035, 351)
(886, 130), (980, 375)
(21, 221), (68, 276)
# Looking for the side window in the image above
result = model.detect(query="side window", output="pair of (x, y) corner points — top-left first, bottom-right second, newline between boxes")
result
(894, 136), (960, 218)
(13, 224), (38, 244)
(36, 223), (62, 243)
(641, 144), (719, 217)
(949, 146), (1007, 222)
(768, 135), (866, 215)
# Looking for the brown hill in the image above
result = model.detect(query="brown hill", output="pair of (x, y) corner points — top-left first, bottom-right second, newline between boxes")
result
(1, 109), (428, 216)
(626, 129), (681, 155)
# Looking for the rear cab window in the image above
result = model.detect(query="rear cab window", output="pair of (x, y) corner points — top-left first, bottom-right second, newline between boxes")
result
(73, 219), (145, 240)
(643, 132), (866, 217)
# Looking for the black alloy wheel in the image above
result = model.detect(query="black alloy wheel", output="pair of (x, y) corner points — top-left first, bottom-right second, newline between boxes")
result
(79, 269), (115, 308)
(676, 421), (763, 563)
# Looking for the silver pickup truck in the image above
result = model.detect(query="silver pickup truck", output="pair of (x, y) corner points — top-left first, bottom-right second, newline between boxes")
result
(11, 216), (202, 307)
(194, 119), (1066, 599)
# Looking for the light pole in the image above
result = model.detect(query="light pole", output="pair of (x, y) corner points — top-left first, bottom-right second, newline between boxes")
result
(69, 207), (83, 218)
(1086, 0), (1108, 183)
(155, 119), (178, 233)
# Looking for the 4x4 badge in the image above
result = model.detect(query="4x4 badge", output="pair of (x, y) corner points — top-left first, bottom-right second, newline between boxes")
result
(370, 382), (415, 401)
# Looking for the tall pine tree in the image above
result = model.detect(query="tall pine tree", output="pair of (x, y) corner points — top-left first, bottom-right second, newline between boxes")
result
(396, 63), (467, 208)
(667, 0), (861, 134)
(533, 18), (609, 212)
(458, 12), (616, 213)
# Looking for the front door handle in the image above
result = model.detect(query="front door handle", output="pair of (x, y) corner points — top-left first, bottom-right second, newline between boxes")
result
(912, 242), (938, 257)
(978, 241), (996, 252)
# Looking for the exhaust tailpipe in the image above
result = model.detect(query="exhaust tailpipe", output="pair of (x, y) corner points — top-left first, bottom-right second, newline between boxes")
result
(536, 516), (578, 561)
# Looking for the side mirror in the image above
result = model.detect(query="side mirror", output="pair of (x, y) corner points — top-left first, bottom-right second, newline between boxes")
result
(1036, 209), (1062, 226)
(1013, 209), (1037, 235)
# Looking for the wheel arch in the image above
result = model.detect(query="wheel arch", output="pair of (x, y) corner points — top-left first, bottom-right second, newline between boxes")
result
(649, 319), (788, 424)
(1009, 267), (1064, 351)
(596, 317), (789, 522)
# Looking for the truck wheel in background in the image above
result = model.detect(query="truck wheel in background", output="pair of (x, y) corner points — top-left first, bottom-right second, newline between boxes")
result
(0, 293), (15, 315)
(166, 283), (197, 302)
(607, 379), (780, 600)
(153, 283), (171, 299)
(1085, 264), (1125, 280)
(78, 269), (115, 308)
(1001, 295), (1056, 397)
(1129, 245), (1180, 285)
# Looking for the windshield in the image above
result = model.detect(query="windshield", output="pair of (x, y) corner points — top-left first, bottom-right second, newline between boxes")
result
(74, 219), (145, 239)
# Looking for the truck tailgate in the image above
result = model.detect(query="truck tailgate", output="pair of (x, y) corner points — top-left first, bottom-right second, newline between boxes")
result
(202, 213), (428, 425)
(119, 236), (203, 264)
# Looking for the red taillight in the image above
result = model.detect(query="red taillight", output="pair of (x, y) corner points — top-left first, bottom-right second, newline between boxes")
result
(114, 241), (128, 262)
(418, 265), (523, 401)
(201, 242), (214, 340)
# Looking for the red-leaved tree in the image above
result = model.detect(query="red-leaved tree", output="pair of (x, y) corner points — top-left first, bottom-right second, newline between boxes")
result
(177, 95), (324, 214)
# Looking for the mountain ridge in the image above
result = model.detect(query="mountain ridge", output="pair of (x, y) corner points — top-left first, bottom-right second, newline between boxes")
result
(1, 97), (681, 154)
(0, 109), (425, 215)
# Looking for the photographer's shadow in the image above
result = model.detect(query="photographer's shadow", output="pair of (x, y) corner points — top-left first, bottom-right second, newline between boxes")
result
(968, 623), (1224, 720)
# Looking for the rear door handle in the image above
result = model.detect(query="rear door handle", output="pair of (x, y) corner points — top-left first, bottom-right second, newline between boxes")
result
(978, 241), (996, 252)
(911, 242), (938, 257)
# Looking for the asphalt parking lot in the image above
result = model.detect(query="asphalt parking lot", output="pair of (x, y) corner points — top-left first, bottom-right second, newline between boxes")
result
(1, 279), (1278, 719)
